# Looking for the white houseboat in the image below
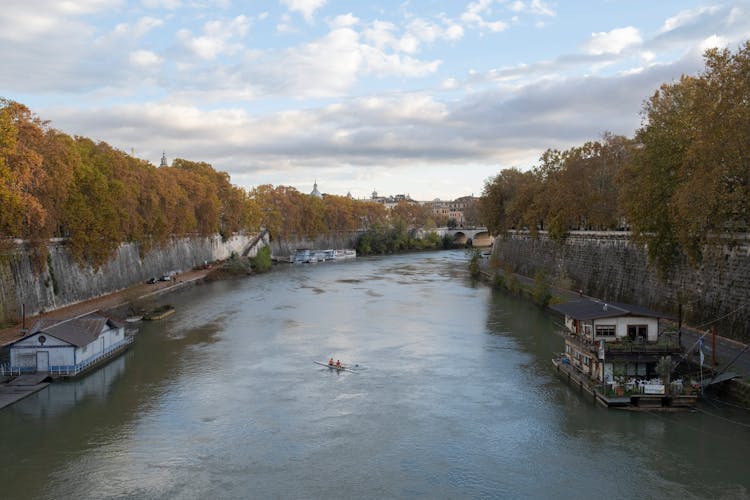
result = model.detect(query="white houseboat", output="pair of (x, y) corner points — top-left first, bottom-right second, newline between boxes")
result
(8, 312), (133, 377)
(550, 298), (698, 409)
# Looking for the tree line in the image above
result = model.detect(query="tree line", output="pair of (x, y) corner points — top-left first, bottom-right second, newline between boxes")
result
(0, 100), (450, 266)
(478, 42), (750, 272)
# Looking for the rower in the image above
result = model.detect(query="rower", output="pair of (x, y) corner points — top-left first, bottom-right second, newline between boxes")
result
(336, 360), (342, 368)
(328, 358), (335, 366)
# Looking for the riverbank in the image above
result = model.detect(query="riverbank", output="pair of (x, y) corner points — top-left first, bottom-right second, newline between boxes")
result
(478, 259), (750, 406)
(0, 268), (212, 347)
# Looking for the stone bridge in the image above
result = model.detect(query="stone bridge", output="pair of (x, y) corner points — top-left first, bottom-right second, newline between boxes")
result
(440, 227), (494, 247)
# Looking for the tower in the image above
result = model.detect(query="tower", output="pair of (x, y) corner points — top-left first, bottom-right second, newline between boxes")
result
(310, 180), (322, 198)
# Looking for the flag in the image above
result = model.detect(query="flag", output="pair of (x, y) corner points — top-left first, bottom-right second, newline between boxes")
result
(699, 338), (705, 367)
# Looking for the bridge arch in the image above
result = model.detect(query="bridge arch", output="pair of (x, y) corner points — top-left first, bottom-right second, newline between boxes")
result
(453, 231), (468, 245)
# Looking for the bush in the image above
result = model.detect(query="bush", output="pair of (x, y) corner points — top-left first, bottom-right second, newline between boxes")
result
(251, 245), (272, 273)
(532, 270), (552, 307)
(467, 249), (482, 278)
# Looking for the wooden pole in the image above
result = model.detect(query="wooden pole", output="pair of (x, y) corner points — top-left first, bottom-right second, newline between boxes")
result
(712, 325), (717, 368)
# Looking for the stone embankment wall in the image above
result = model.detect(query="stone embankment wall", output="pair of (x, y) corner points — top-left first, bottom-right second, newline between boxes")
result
(492, 231), (750, 341)
(0, 234), (259, 324)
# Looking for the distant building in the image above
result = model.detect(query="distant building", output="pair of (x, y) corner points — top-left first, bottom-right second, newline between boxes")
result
(370, 190), (417, 209)
(423, 195), (478, 227)
(159, 151), (168, 168)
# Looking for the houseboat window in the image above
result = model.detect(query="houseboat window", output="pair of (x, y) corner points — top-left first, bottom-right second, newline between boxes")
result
(595, 325), (616, 337)
(626, 363), (637, 376)
(627, 325), (648, 342)
(613, 364), (625, 376)
(637, 363), (647, 376)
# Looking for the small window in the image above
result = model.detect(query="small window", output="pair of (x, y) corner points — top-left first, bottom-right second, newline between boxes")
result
(627, 325), (648, 342)
(595, 325), (616, 337)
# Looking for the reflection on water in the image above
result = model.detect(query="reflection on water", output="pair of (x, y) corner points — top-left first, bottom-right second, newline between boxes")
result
(0, 251), (749, 499)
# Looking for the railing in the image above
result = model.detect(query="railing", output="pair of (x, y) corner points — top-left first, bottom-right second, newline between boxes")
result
(48, 337), (134, 377)
(560, 330), (681, 354)
(0, 364), (21, 377)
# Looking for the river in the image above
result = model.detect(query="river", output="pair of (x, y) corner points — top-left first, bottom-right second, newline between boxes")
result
(0, 250), (748, 499)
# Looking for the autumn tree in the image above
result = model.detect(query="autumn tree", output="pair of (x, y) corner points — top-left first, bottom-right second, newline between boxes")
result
(478, 168), (530, 234)
(621, 42), (750, 269)
(0, 100), (48, 240)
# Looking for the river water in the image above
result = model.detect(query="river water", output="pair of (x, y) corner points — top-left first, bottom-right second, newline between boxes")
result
(1, 250), (749, 499)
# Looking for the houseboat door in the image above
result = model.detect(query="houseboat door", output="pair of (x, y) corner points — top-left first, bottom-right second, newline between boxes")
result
(36, 351), (50, 372)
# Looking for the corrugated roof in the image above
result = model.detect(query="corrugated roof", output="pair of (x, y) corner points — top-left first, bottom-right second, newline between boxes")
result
(28, 312), (117, 348)
(550, 298), (666, 321)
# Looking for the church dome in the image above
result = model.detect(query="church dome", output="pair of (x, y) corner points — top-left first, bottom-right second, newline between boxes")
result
(310, 181), (322, 198)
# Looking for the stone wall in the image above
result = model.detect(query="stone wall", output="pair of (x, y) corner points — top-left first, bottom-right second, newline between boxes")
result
(0, 234), (257, 324)
(492, 231), (750, 341)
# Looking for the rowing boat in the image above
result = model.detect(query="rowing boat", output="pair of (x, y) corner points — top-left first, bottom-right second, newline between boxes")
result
(314, 361), (357, 373)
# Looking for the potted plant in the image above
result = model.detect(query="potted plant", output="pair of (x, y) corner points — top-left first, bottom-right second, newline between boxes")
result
(614, 375), (626, 396)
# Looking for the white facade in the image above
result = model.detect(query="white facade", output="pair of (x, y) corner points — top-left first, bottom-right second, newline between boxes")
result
(9, 315), (128, 374)
(564, 315), (658, 342)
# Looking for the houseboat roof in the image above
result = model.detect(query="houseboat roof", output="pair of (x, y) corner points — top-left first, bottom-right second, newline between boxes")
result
(550, 298), (667, 321)
(23, 313), (123, 348)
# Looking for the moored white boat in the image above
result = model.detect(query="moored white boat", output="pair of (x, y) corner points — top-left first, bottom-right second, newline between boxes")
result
(333, 249), (356, 259)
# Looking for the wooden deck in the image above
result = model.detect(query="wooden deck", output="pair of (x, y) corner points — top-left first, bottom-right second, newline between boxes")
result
(552, 358), (698, 410)
(0, 374), (51, 410)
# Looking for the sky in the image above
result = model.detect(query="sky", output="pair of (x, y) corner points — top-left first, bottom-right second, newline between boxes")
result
(1, 1), (749, 201)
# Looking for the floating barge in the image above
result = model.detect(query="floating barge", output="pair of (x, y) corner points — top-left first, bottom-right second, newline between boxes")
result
(143, 305), (176, 321)
(552, 357), (698, 410)
(3, 312), (134, 381)
(275, 248), (357, 264)
(550, 298), (699, 410)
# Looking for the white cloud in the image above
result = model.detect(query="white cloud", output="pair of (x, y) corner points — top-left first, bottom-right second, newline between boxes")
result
(329, 13), (359, 29)
(141, 0), (182, 9)
(460, 0), (508, 33)
(407, 18), (464, 44)
(698, 34), (728, 52)
(135, 16), (164, 36)
(582, 27), (642, 55)
(659, 5), (721, 34)
(528, 0), (555, 17)
(276, 13), (296, 33)
(507, 0), (555, 17)
(177, 15), (250, 60)
(281, 0), (327, 23)
(130, 49), (163, 68)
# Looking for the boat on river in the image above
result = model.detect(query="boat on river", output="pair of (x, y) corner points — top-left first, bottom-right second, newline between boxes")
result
(143, 305), (176, 321)
(314, 361), (357, 373)
(292, 248), (356, 263)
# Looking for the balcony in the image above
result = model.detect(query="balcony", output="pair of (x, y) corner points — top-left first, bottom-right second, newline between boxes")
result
(561, 330), (681, 356)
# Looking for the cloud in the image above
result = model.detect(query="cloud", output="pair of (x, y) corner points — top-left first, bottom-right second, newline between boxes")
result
(460, 0), (508, 32)
(177, 15), (250, 60)
(507, 0), (555, 17)
(41, 51), (700, 189)
(581, 27), (642, 55)
(528, 0), (555, 17)
(141, 0), (182, 9)
(281, 0), (327, 23)
(329, 13), (359, 29)
(130, 50), (163, 68)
